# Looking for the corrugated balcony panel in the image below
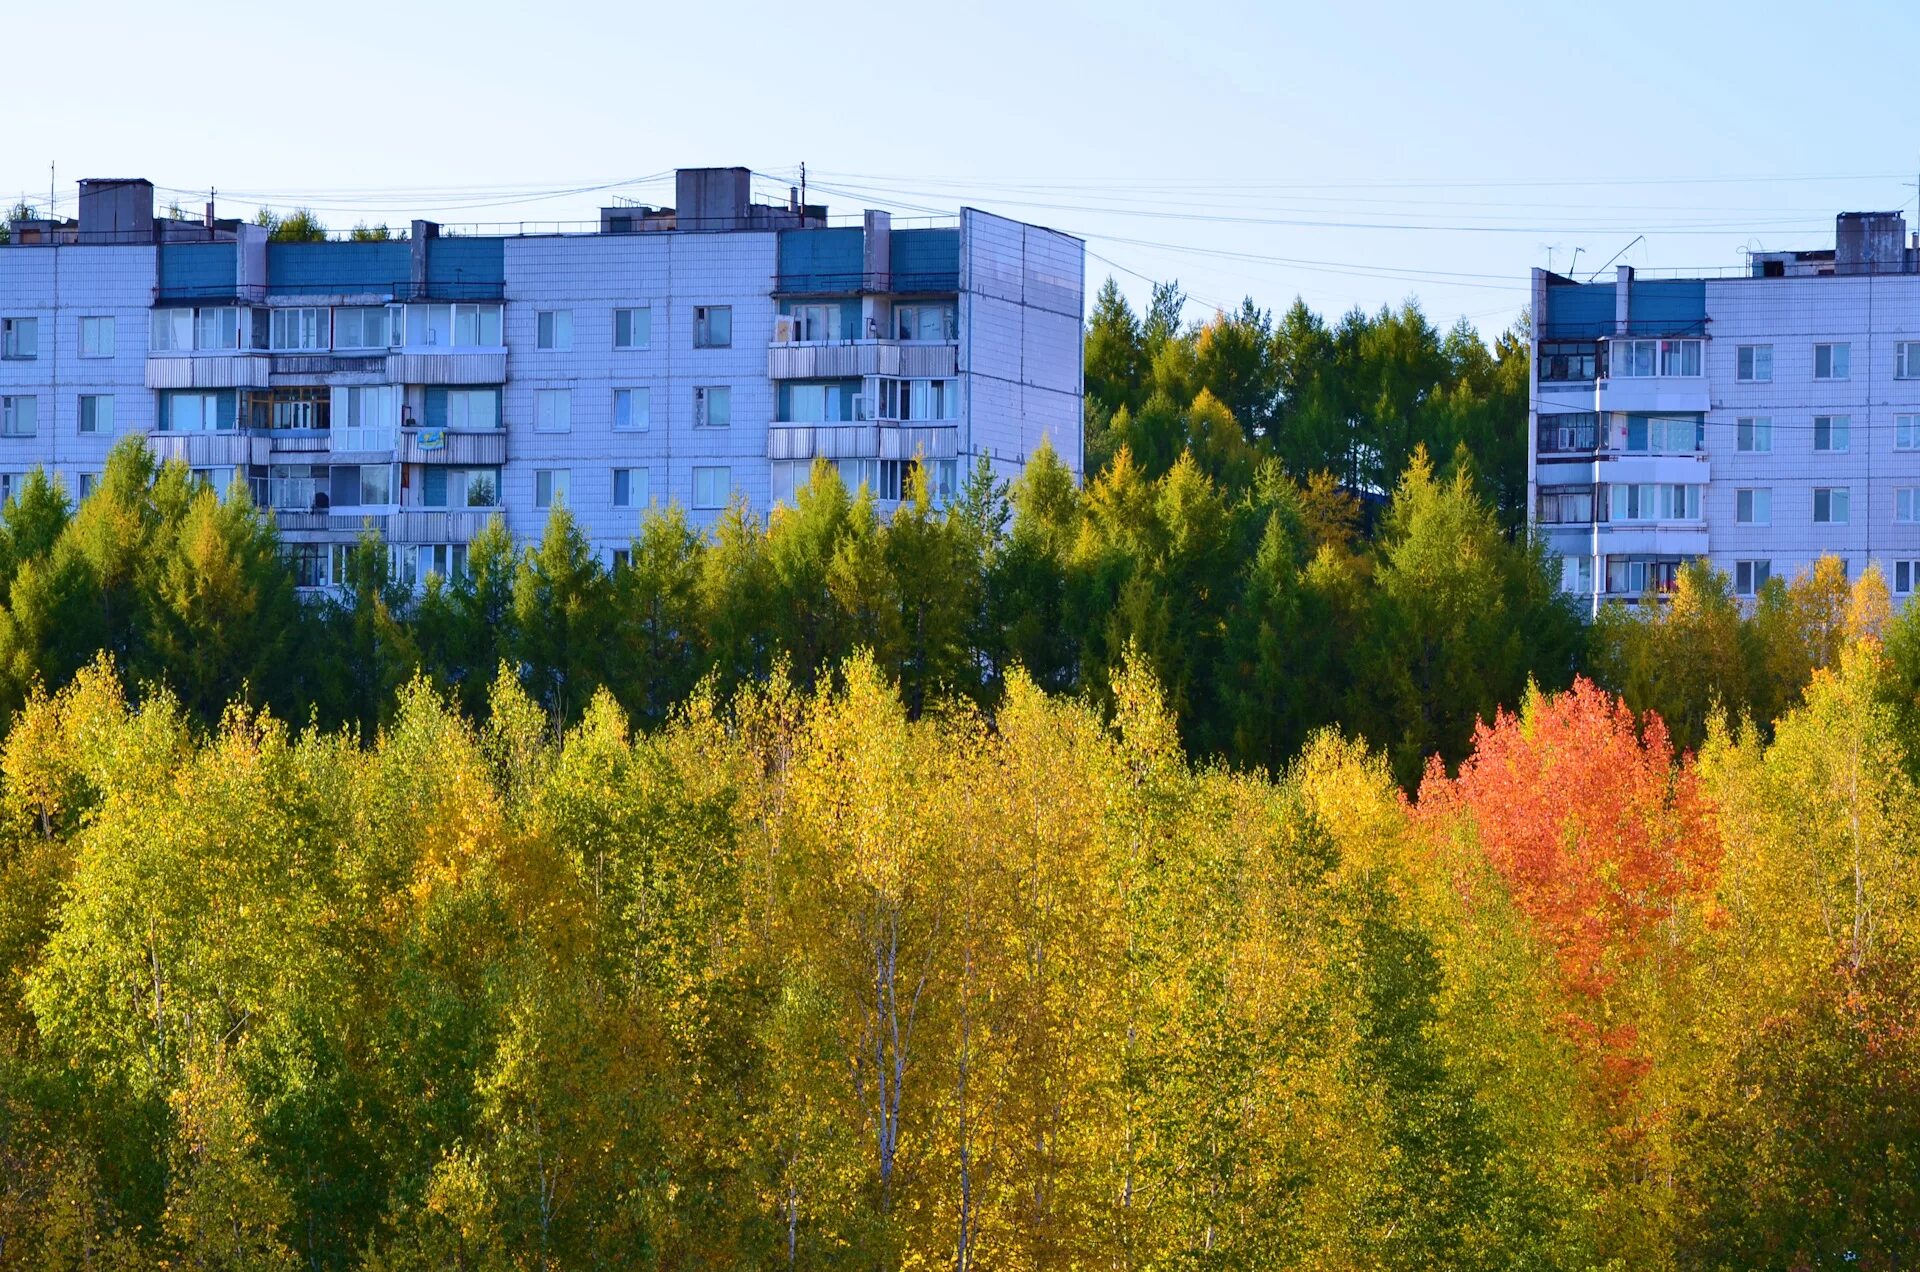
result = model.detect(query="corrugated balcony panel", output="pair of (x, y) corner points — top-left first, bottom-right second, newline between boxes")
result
(398, 430), (506, 466)
(271, 354), (385, 379)
(145, 355), (273, 390)
(385, 351), (509, 385)
(767, 427), (814, 460)
(389, 510), (493, 544)
(330, 427), (397, 459)
(266, 433), (331, 456)
(879, 426), (960, 460)
(766, 340), (956, 380)
(147, 432), (269, 468)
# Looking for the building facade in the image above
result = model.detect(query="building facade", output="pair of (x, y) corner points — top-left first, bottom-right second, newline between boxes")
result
(1530, 211), (1920, 609)
(0, 170), (1085, 589)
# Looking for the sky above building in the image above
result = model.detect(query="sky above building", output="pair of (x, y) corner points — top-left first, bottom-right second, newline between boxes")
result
(10, 0), (1920, 337)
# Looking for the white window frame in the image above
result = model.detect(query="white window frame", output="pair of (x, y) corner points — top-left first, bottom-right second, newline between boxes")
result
(613, 306), (652, 350)
(1736, 344), (1772, 382)
(612, 467), (649, 508)
(0, 396), (37, 438)
(693, 385), (731, 429)
(1736, 417), (1772, 453)
(536, 310), (574, 352)
(78, 316), (115, 359)
(613, 387), (650, 431)
(1900, 415), (1920, 452)
(270, 306), (328, 352)
(1, 317), (38, 360)
(405, 303), (503, 349)
(1898, 342), (1920, 379)
(693, 305), (732, 349)
(534, 388), (572, 433)
(1735, 560), (1771, 597)
(1814, 342), (1851, 381)
(150, 308), (194, 352)
(692, 465), (732, 509)
(332, 306), (399, 350)
(445, 388), (499, 430)
(1899, 489), (1920, 525)
(1813, 415), (1851, 453)
(534, 468), (571, 509)
(1814, 487), (1851, 524)
(1735, 487), (1771, 526)
(78, 394), (113, 435)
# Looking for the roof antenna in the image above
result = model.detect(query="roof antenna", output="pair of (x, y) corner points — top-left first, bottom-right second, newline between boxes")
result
(799, 162), (806, 209)
(1588, 234), (1644, 283)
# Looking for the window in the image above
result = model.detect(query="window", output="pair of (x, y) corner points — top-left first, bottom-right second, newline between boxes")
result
(1625, 415), (1700, 454)
(359, 463), (394, 505)
(1736, 488), (1771, 525)
(1537, 412), (1599, 452)
(613, 307), (651, 350)
(1537, 341), (1599, 382)
(1814, 487), (1850, 523)
(1609, 338), (1700, 377)
(536, 310), (573, 351)
(787, 383), (845, 423)
(288, 543), (329, 590)
(1562, 555), (1595, 594)
(270, 307), (328, 351)
(1608, 483), (1700, 522)
(1899, 489), (1920, 524)
(692, 466), (732, 509)
(1737, 417), (1772, 453)
(786, 303), (843, 343)
(0, 474), (18, 505)
(422, 467), (500, 509)
(693, 305), (732, 348)
(1, 396), (36, 438)
(417, 543), (468, 584)
(333, 306), (397, 349)
(611, 548), (630, 571)
(1900, 415), (1920, 451)
(1898, 561), (1920, 595)
(150, 308), (194, 352)
(1813, 415), (1850, 452)
(1814, 342), (1851, 380)
(269, 464), (325, 511)
(872, 377), (959, 422)
(76, 472), (98, 501)
(612, 467), (649, 508)
(694, 385), (731, 428)
(444, 388), (499, 430)
(250, 387), (329, 431)
(195, 308), (241, 351)
(405, 303), (502, 348)
(613, 387), (650, 431)
(1, 318), (37, 360)
(1735, 560), (1771, 597)
(1737, 344), (1772, 382)
(1899, 343), (1920, 379)
(894, 303), (956, 342)
(164, 391), (229, 432)
(338, 385), (399, 445)
(1535, 486), (1594, 524)
(78, 316), (114, 358)
(1606, 556), (1685, 596)
(534, 468), (570, 509)
(78, 394), (112, 435)
(534, 389), (572, 433)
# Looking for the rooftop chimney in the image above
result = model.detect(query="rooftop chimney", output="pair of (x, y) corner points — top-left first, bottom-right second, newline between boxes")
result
(77, 178), (154, 245)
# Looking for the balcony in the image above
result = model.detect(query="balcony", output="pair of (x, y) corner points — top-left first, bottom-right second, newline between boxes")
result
(146, 431), (271, 468)
(767, 339), (957, 381)
(389, 509), (496, 545)
(1594, 375), (1710, 415)
(1536, 414), (1601, 455)
(385, 350), (508, 385)
(768, 422), (958, 462)
(145, 354), (271, 390)
(398, 428), (507, 466)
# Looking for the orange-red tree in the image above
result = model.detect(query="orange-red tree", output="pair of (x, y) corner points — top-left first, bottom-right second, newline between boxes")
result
(1419, 678), (1719, 1107)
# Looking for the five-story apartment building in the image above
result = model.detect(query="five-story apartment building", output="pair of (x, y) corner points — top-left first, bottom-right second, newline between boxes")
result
(1531, 211), (1920, 608)
(0, 170), (1084, 589)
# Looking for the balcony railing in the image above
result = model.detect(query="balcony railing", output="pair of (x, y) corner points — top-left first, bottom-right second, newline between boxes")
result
(767, 339), (957, 380)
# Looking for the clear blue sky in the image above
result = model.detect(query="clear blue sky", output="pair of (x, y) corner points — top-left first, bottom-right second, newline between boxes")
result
(11, 0), (1919, 339)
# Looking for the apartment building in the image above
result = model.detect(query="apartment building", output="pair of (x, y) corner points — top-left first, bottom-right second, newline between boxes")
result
(1530, 211), (1920, 609)
(0, 170), (1084, 589)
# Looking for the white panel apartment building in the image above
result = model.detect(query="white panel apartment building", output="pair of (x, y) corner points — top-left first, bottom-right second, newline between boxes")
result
(1530, 211), (1920, 608)
(0, 170), (1084, 589)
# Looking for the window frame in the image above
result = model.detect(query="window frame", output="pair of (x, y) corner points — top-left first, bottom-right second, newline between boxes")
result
(1, 317), (38, 361)
(1736, 344), (1773, 382)
(533, 468), (571, 510)
(534, 388), (572, 433)
(270, 306), (329, 352)
(78, 393), (113, 436)
(1736, 417), (1772, 453)
(1813, 342), (1851, 381)
(535, 309), (574, 352)
(1813, 414), (1851, 453)
(78, 315), (115, 359)
(1735, 487), (1771, 526)
(692, 465), (732, 509)
(613, 387), (650, 432)
(693, 385), (732, 429)
(692, 305), (733, 349)
(613, 306), (652, 350)
(1898, 342), (1920, 379)
(1735, 560), (1772, 597)
(1813, 486), (1851, 524)
(0, 395), (37, 438)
